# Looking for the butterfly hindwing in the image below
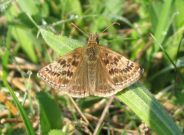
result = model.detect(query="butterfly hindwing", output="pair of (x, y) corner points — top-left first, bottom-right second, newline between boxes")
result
(65, 59), (90, 97)
(94, 58), (117, 97)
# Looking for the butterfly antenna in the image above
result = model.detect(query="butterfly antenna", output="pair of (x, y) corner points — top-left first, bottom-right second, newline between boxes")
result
(101, 22), (120, 34)
(71, 23), (88, 37)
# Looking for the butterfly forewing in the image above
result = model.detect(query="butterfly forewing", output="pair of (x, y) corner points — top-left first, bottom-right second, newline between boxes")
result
(37, 48), (84, 93)
(94, 46), (142, 96)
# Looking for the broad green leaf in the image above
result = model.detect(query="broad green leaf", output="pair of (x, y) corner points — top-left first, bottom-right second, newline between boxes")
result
(40, 28), (83, 55)
(117, 83), (182, 135)
(36, 92), (63, 135)
(11, 26), (38, 63)
(5, 4), (38, 63)
(16, 0), (38, 15)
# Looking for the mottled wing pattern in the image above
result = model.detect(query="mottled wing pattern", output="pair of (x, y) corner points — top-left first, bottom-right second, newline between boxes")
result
(37, 48), (89, 97)
(95, 46), (142, 96)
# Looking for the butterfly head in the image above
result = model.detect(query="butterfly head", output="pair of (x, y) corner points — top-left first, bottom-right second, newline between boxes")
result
(87, 33), (99, 46)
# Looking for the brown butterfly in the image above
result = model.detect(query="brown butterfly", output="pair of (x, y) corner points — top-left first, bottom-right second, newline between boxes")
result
(37, 33), (143, 97)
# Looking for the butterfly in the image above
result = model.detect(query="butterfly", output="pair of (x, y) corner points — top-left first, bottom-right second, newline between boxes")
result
(37, 33), (143, 98)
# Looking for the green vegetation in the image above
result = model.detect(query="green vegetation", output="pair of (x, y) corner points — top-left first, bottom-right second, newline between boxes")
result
(0, 0), (184, 134)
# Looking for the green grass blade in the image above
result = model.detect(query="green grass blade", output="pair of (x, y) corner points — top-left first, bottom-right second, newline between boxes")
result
(174, 0), (184, 28)
(152, 0), (173, 45)
(151, 34), (184, 81)
(2, 73), (35, 135)
(117, 83), (182, 135)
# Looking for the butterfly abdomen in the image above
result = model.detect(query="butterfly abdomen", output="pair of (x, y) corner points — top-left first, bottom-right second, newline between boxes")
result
(87, 62), (97, 95)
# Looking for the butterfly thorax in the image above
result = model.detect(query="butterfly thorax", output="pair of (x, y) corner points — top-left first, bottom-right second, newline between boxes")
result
(86, 33), (99, 61)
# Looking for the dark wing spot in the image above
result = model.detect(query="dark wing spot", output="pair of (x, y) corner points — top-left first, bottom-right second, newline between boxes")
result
(122, 68), (129, 73)
(109, 69), (115, 75)
(121, 62), (137, 73)
(66, 64), (70, 67)
(128, 66), (132, 70)
(72, 60), (79, 66)
(47, 70), (60, 77)
(61, 71), (67, 75)
(112, 56), (121, 65)
(45, 67), (49, 71)
(108, 68), (119, 75)
(103, 59), (109, 65)
(114, 57), (119, 62)
(130, 63), (134, 67)
(53, 72), (57, 76)
(66, 70), (73, 77)
(58, 59), (66, 67)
